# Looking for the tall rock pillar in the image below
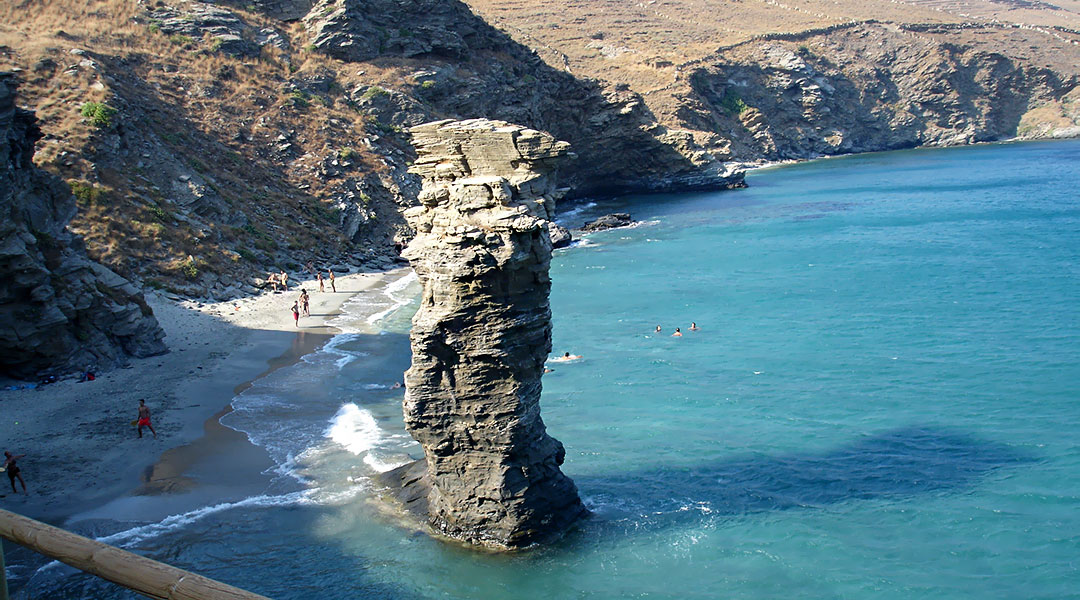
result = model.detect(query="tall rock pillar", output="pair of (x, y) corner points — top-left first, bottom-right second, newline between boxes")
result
(399, 119), (586, 549)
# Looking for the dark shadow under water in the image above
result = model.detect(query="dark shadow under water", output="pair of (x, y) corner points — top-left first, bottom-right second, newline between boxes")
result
(564, 425), (1033, 544)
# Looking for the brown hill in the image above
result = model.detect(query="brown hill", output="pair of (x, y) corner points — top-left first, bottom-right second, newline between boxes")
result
(1, 0), (1077, 299)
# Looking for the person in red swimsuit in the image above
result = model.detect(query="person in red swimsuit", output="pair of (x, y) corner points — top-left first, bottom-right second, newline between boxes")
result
(137, 399), (157, 439)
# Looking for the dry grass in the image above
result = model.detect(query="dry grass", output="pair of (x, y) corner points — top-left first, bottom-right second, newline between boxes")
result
(462, 0), (1080, 128)
(1, 0), (394, 290)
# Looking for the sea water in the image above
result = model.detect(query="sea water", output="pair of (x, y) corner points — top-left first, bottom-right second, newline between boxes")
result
(11, 140), (1080, 599)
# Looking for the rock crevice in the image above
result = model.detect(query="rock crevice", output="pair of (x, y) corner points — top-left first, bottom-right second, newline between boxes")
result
(389, 118), (585, 549)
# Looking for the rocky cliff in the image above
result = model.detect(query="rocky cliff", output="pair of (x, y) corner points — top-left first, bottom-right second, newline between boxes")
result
(681, 23), (1080, 162)
(388, 118), (586, 549)
(0, 73), (166, 379)
(301, 0), (745, 196)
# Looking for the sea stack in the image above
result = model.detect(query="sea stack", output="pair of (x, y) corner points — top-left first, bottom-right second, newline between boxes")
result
(395, 118), (586, 549)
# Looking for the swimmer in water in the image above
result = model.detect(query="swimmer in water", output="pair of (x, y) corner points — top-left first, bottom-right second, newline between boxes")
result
(689, 322), (700, 331)
(672, 328), (682, 337)
(655, 325), (662, 333)
(552, 352), (582, 362)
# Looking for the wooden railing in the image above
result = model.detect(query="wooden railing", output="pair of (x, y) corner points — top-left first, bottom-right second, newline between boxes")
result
(0, 508), (271, 600)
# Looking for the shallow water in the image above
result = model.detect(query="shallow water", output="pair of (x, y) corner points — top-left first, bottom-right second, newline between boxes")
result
(11, 140), (1080, 599)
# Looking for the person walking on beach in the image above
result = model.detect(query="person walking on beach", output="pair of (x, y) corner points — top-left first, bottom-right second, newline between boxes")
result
(300, 289), (310, 317)
(137, 399), (157, 439)
(291, 301), (300, 327)
(328, 269), (336, 293)
(280, 269), (289, 290)
(3, 451), (27, 495)
(317, 271), (325, 293)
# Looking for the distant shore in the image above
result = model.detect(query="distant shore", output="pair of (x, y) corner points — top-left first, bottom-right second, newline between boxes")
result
(0, 269), (397, 524)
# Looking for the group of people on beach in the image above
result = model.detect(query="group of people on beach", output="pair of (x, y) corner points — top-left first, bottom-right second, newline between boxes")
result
(267, 269), (289, 292)
(288, 267), (337, 327)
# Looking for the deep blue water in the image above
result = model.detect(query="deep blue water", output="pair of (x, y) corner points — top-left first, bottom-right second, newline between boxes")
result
(10, 140), (1080, 599)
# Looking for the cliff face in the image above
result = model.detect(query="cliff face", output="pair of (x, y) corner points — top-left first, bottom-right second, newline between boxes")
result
(301, 0), (744, 195)
(0, 73), (166, 379)
(679, 23), (1080, 161)
(396, 119), (586, 549)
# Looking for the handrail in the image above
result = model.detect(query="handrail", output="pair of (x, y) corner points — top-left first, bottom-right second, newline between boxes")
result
(0, 508), (271, 600)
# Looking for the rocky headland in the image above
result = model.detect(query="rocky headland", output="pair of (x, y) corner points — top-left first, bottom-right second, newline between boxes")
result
(0, 73), (166, 380)
(383, 119), (586, 549)
(1, 0), (1079, 378)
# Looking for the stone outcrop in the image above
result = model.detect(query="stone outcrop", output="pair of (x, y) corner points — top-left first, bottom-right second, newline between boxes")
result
(388, 118), (586, 549)
(581, 213), (635, 232)
(150, 1), (294, 57)
(0, 73), (167, 380)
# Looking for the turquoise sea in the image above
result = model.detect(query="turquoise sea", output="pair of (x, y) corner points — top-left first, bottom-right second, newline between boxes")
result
(10, 140), (1080, 598)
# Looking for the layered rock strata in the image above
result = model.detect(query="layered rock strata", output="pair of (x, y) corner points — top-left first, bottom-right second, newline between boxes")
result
(0, 73), (167, 379)
(392, 119), (586, 549)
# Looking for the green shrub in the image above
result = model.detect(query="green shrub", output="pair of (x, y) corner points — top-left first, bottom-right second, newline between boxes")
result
(80, 102), (117, 128)
(719, 91), (749, 116)
(180, 257), (199, 280)
(148, 23), (161, 34)
(338, 147), (357, 161)
(169, 34), (195, 46)
(70, 181), (104, 205)
(236, 247), (256, 261)
(288, 89), (311, 108)
(360, 86), (388, 101)
(209, 37), (224, 52)
(148, 204), (169, 222)
(420, 80), (436, 90)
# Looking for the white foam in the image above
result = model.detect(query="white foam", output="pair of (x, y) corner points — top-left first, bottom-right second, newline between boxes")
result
(309, 333), (368, 370)
(555, 201), (598, 223)
(365, 271), (419, 325)
(326, 403), (386, 456)
(325, 403), (414, 473)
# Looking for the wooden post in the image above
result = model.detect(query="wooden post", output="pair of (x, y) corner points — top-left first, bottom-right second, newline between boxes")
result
(0, 508), (270, 600)
(1, 537), (9, 600)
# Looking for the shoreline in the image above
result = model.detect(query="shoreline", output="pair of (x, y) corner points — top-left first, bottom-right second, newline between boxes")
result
(0, 268), (402, 525)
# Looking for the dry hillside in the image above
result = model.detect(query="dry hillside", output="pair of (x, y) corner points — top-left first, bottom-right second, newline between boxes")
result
(2, 0), (1078, 299)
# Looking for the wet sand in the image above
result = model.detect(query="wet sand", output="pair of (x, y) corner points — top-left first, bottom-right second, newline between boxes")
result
(0, 270), (398, 524)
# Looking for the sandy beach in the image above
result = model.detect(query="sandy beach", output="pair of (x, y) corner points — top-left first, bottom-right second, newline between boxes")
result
(0, 269), (404, 524)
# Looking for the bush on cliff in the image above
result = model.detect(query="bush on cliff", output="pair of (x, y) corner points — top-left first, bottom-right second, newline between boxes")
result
(80, 102), (117, 128)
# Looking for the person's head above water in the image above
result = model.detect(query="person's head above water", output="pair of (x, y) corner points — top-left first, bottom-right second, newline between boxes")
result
(563, 352), (570, 357)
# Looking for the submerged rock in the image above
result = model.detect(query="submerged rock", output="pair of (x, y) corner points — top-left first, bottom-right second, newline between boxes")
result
(0, 73), (166, 379)
(389, 118), (586, 549)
